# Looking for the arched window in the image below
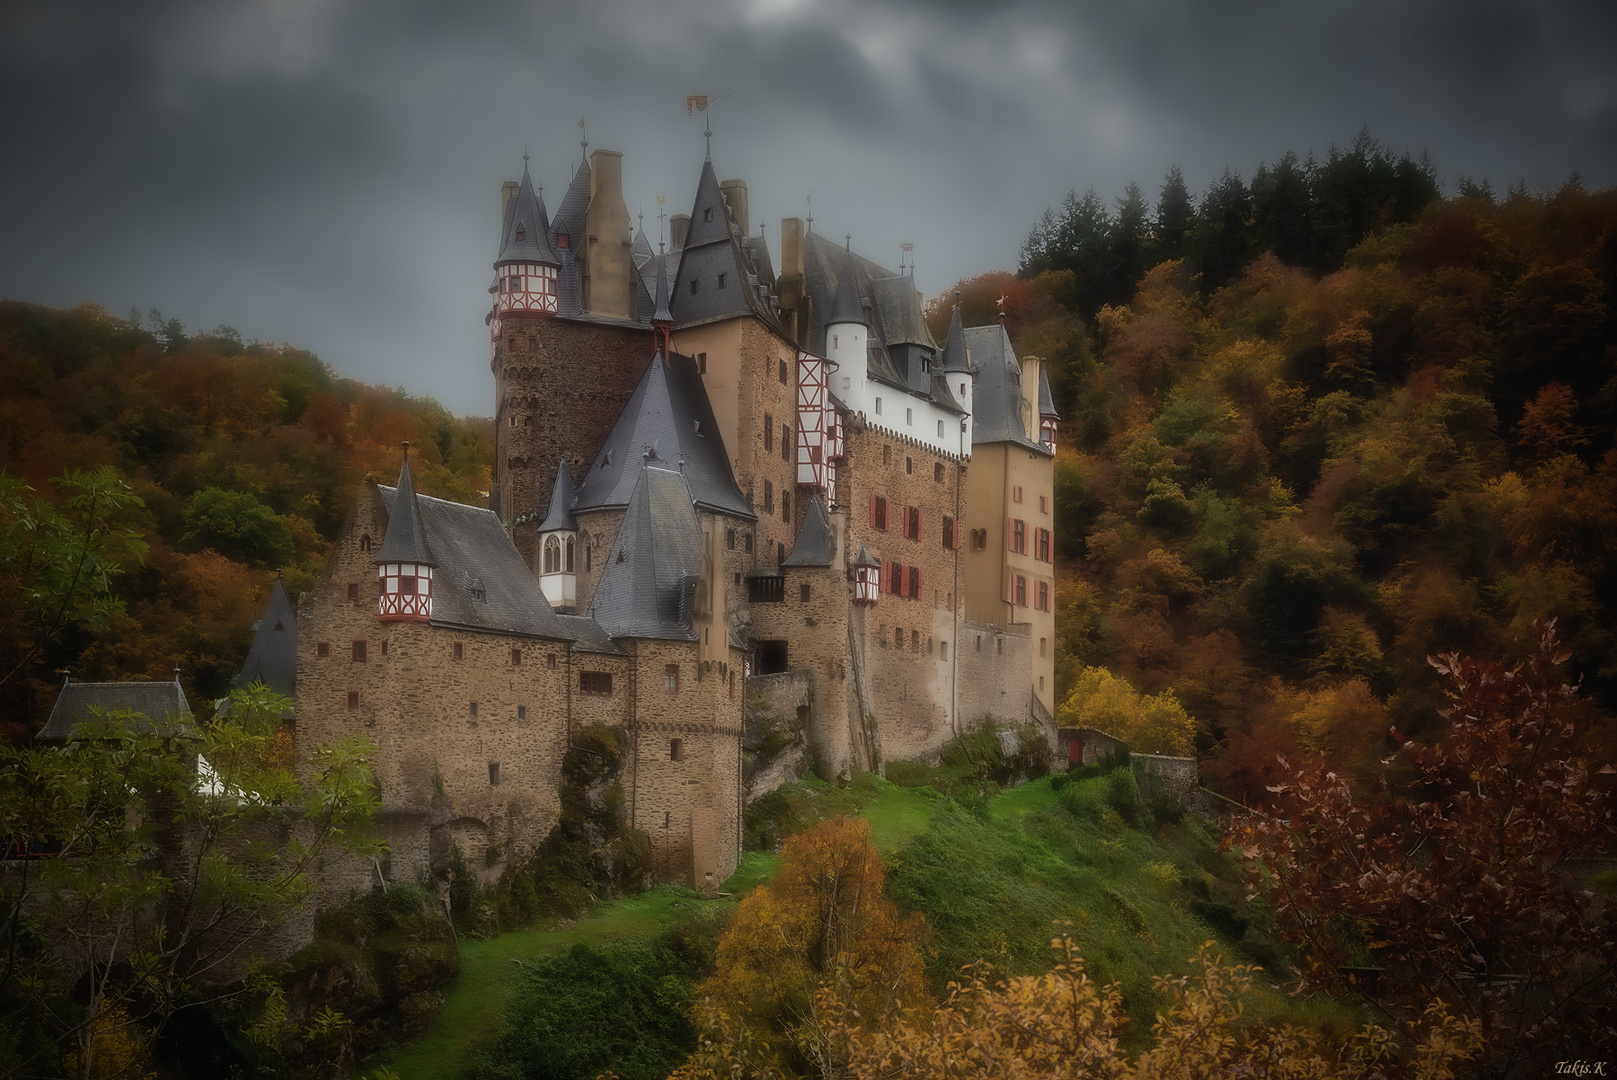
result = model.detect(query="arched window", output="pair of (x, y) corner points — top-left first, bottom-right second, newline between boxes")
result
(543, 535), (561, 574)
(564, 536), (575, 572)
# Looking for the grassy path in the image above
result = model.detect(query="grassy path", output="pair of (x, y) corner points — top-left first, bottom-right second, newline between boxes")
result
(377, 776), (938, 1080)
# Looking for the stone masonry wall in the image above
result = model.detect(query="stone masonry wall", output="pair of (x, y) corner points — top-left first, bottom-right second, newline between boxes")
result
(750, 560), (851, 777)
(838, 417), (966, 763)
(494, 315), (651, 567)
(296, 485), (574, 887)
(957, 619), (1036, 731)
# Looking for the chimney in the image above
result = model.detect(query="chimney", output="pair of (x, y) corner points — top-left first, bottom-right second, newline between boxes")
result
(500, 180), (519, 235)
(670, 213), (691, 251)
(719, 178), (749, 237)
(584, 149), (631, 319)
(777, 217), (807, 346)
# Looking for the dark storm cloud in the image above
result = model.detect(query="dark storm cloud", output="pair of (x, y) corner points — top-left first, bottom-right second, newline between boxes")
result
(0, 0), (1610, 415)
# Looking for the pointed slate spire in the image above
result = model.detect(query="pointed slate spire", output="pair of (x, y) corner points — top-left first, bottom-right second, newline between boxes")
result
(941, 296), (971, 372)
(853, 544), (881, 569)
(631, 224), (654, 267)
(682, 157), (732, 249)
(651, 247), (674, 351)
(538, 459), (577, 533)
(781, 493), (834, 567)
(233, 572), (297, 701)
(496, 158), (559, 268)
(376, 443), (437, 566)
(1038, 366), (1060, 420)
(828, 245), (866, 328)
(588, 463), (704, 641)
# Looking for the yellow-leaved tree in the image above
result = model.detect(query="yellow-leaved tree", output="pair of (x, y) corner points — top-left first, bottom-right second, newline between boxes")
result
(1058, 666), (1197, 756)
(673, 817), (929, 1079)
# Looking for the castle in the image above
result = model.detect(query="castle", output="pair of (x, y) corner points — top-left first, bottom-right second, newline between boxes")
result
(282, 137), (1059, 891)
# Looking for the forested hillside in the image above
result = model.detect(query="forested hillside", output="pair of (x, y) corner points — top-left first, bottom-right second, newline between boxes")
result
(0, 304), (492, 736)
(934, 134), (1617, 803)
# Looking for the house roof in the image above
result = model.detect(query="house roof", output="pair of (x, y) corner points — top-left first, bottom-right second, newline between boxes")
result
(376, 454), (437, 566)
(631, 226), (654, 268)
(556, 615), (628, 656)
(782, 493), (835, 567)
(964, 324), (1047, 454)
(495, 161), (559, 268)
(233, 574), (297, 700)
(571, 350), (754, 520)
(377, 484), (571, 640)
(670, 157), (789, 335)
(651, 248), (673, 326)
(827, 246), (866, 327)
(940, 301), (971, 373)
(538, 459), (577, 533)
(37, 679), (193, 741)
(588, 464), (705, 641)
(853, 544), (881, 569)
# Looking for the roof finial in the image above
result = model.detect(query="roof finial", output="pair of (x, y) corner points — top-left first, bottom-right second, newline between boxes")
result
(704, 116), (712, 160)
(173, 666), (182, 685)
(578, 116), (588, 164)
(805, 194), (813, 234)
(656, 194), (667, 245)
(845, 233), (851, 252)
(401, 439), (411, 462)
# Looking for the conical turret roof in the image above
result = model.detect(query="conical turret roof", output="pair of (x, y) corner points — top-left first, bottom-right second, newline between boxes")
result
(828, 247), (866, 328)
(376, 449), (438, 566)
(233, 573), (297, 702)
(588, 463), (704, 641)
(781, 493), (834, 567)
(652, 249), (673, 326)
(941, 300), (971, 372)
(853, 544), (881, 569)
(538, 459), (577, 533)
(496, 161), (559, 268)
(1038, 366), (1060, 419)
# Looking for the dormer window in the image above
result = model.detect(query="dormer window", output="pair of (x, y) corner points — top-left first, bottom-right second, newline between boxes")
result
(378, 561), (433, 621)
(515, 221), (526, 241)
(703, 208), (713, 223)
(718, 273), (727, 289)
(557, 231), (569, 248)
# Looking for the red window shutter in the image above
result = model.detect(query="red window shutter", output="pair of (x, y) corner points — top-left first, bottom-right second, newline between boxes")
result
(917, 509), (923, 541)
(869, 494), (876, 527)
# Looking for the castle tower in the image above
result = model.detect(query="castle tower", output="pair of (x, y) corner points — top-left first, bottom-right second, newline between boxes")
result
(941, 298), (974, 447)
(375, 445), (437, 622)
(825, 244), (868, 413)
(537, 459), (578, 613)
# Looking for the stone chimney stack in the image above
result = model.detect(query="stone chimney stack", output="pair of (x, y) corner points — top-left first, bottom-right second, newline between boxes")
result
(777, 217), (807, 347)
(584, 149), (632, 320)
(670, 213), (691, 251)
(719, 178), (749, 237)
(500, 180), (520, 234)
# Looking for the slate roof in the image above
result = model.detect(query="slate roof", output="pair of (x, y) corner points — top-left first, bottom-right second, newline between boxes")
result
(940, 301), (971, 373)
(588, 464), (705, 641)
(376, 455), (437, 565)
(37, 680), (193, 741)
(1039, 366), (1060, 419)
(631, 226), (654, 268)
(800, 231), (958, 408)
(496, 161), (559, 268)
(651, 249), (673, 326)
(782, 493), (834, 567)
(233, 574), (297, 700)
(827, 247), (866, 327)
(377, 484), (572, 639)
(556, 615), (627, 656)
(538, 459), (576, 533)
(963, 324), (1047, 453)
(853, 544), (881, 569)
(551, 157), (591, 252)
(571, 350), (754, 520)
(670, 157), (788, 335)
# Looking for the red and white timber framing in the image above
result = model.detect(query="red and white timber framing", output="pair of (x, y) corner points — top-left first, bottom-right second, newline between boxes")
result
(377, 562), (433, 621)
(796, 350), (843, 506)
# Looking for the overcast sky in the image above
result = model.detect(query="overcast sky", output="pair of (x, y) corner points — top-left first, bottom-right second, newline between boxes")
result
(3, 0), (1613, 417)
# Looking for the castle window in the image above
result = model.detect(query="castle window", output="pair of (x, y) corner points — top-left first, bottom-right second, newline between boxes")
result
(347, 691), (359, 710)
(453, 642), (463, 660)
(318, 642), (330, 658)
(690, 279), (699, 295)
(875, 398), (882, 415)
(469, 701), (478, 718)
(778, 541), (785, 564)
(906, 408), (913, 426)
(585, 544), (591, 571)
(1012, 520), (1027, 554)
(782, 424), (791, 461)
(718, 273), (727, 289)
(565, 536), (574, 571)
(670, 738), (683, 760)
(1036, 527), (1051, 562)
(1040, 495), (1049, 514)
(882, 445), (891, 464)
(1014, 574), (1028, 607)
(351, 640), (367, 662)
(935, 463), (944, 483)
(664, 811), (671, 828)
(972, 528), (987, 550)
(783, 498), (790, 524)
(547, 653), (557, 669)
(1037, 580), (1051, 611)
(488, 762), (500, 786)
(543, 535), (563, 574)
(779, 358), (788, 385)
(1014, 485), (1023, 503)
(764, 480), (773, 513)
(529, 335), (536, 351)
(800, 582), (811, 602)
(694, 420), (704, 437)
(518, 704), (527, 721)
(359, 534), (372, 553)
(380, 640), (388, 655)
(729, 670), (735, 698)
(906, 566), (921, 599)
(1040, 637), (1048, 658)
(764, 413), (773, 451)
(940, 640), (949, 661)
(703, 208), (713, 223)
(347, 583), (359, 602)
(942, 515), (955, 549)
(511, 648), (521, 666)
(524, 415), (533, 427)
(755, 639), (788, 674)
(870, 495), (888, 531)
(557, 231), (568, 248)
(937, 419), (944, 437)
(997, 637), (1003, 655)
(580, 670), (612, 696)
(904, 506), (921, 540)
(905, 456), (913, 475)
(726, 528), (735, 550)
(664, 665), (679, 693)
(744, 533), (753, 553)
(894, 626), (904, 648)
(698, 352), (707, 373)
(976, 635), (981, 653)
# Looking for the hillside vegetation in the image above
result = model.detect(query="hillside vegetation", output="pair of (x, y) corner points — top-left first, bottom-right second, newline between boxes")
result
(0, 303), (492, 735)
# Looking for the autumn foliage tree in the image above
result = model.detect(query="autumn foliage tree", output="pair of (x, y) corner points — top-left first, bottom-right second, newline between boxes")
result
(675, 817), (929, 1078)
(1237, 621), (1617, 1074)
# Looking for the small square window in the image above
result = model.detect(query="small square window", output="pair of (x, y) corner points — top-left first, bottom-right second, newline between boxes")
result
(906, 408), (913, 425)
(469, 701), (478, 718)
(718, 272), (727, 289)
(665, 664), (679, 692)
(380, 640), (387, 656)
(935, 463), (945, 483)
(800, 582), (811, 602)
(670, 738), (684, 761)
(547, 653), (557, 669)
(690, 279), (699, 295)
(351, 640), (367, 662)
(511, 647), (522, 666)
(779, 358), (788, 385)
(347, 583), (359, 601)
(317, 642), (330, 658)
(726, 528), (735, 550)
(906, 456), (913, 475)
(347, 691), (359, 710)
(489, 762), (501, 786)
(698, 352), (707, 374)
(517, 704), (527, 721)
(528, 335), (537, 351)
(453, 642), (464, 660)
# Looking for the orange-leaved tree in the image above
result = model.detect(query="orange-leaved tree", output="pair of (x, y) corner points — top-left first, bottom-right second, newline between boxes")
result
(675, 816), (929, 1078)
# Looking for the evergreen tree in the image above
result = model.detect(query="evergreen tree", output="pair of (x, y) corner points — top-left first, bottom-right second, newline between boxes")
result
(1153, 166), (1195, 261)
(1252, 150), (1314, 266)
(1110, 181), (1151, 303)
(1190, 169), (1252, 292)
